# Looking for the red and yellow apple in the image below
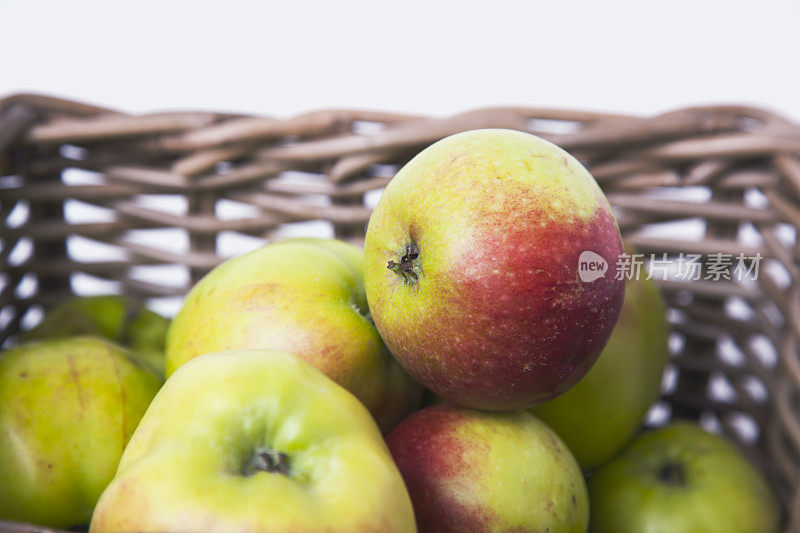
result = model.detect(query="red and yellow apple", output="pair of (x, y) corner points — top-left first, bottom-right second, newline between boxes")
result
(387, 404), (588, 532)
(166, 238), (422, 432)
(365, 129), (624, 410)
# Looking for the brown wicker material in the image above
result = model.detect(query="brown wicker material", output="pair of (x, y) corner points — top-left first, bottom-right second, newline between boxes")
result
(1, 93), (799, 530)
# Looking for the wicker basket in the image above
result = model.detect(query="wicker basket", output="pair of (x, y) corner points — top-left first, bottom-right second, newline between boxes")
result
(1, 93), (799, 531)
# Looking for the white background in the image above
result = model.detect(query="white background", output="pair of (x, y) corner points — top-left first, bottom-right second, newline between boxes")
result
(2, 0), (799, 121)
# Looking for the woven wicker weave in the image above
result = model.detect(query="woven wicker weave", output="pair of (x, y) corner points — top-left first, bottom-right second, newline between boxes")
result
(1, 93), (799, 531)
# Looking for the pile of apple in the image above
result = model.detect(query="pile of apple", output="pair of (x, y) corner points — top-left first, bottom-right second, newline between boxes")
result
(0, 130), (779, 532)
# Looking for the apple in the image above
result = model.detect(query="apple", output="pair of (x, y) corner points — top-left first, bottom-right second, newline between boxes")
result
(90, 349), (416, 532)
(0, 337), (162, 528)
(386, 403), (588, 532)
(165, 238), (422, 432)
(23, 295), (170, 377)
(364, 129), (624, 410)
(530, 273), (670, 471)
(588, 422), (780, 532)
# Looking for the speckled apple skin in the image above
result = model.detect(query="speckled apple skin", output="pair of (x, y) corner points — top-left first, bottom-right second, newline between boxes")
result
(386, 404), (588, 532)
(364, 129), (624, 410)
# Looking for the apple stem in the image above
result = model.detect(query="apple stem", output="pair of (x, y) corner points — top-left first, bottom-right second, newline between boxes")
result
(658, 461), (687, 486)
(387, 242), (420, 284)
(244, 448), (290, 476)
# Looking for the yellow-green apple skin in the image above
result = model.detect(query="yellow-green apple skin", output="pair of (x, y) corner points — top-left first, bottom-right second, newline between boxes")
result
(530, 274), (669, 471)
(165, 238), (422, 432)
(588, 422), (780, 533)
(90, 350), (417, 533)
(23, 295), (170, 377)
(364, 129), (624, 410)
(0, 337), (162, 528)
(387, 404), (588, 532)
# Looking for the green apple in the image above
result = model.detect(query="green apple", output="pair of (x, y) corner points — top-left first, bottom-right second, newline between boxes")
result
(588, 422), (780, 532)
(387, 404), (588, 532)
(530, 274), (669, 471)
(165, 238), (422, 432)
(90, 350), (416, 532)
(0, 337), (162, 528)
(364, 129), (625, 411)
(23, 295), (170, 377)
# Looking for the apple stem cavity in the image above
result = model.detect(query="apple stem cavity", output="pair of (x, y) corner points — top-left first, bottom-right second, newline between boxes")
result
(244, 448), (290, 477)
(658, 461), (687, 487)
(387, 242), (420, 285)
